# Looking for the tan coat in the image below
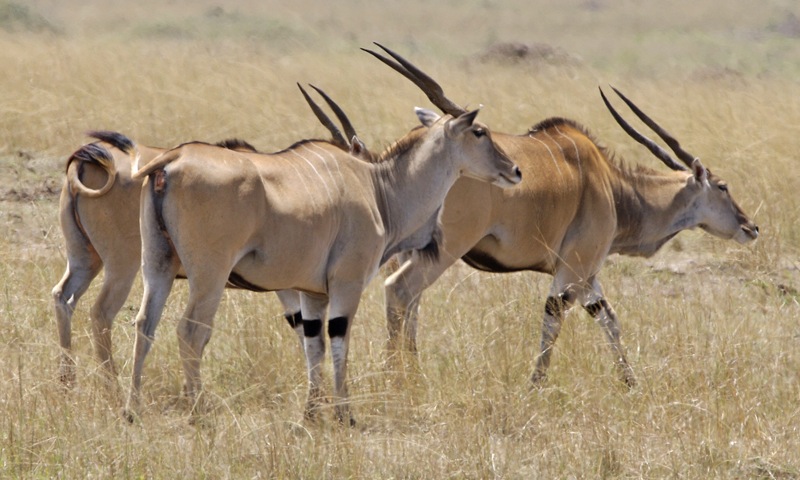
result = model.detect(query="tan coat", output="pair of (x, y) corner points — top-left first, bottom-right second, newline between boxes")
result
(124, 108), (521, 423)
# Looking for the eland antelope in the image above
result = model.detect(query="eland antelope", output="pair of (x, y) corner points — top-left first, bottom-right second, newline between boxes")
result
(122, 100), (521, 424)
(51, 85), (373, 388)
(365, 44), (759, 388)
(51, 133), (288, 386)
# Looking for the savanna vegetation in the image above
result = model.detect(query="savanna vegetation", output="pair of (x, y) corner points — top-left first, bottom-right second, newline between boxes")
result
(1, 0), (798, 477)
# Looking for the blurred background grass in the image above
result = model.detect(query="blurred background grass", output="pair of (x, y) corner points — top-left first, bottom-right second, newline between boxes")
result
(0, 0), (798, 478)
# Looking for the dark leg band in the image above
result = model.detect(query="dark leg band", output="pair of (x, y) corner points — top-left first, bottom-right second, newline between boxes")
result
(303, 319), (322, 338)
(284, 311), (303, 329)
(328, 316), (349, 338)
(584, 300), (604, 318)
(544, 295), (565, 317)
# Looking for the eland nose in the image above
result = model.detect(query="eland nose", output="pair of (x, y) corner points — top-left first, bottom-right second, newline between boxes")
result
(513, 166), (522, 180)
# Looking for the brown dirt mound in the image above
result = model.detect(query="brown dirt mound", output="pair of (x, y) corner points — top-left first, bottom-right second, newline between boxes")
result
(479, 42), (581, 67)
(773, 12), (800, 38)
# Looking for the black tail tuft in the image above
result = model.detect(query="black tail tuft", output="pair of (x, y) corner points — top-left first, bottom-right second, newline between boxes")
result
(68, 143), (113, 170)
(86, 130), (135, 154)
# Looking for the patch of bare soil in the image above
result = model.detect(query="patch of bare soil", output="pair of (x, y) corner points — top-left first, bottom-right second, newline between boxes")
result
(0, 151), (64, 259)
(0, 150), (62, 200)
(641, 245), (800, 305)
(1, 179), (60, 202)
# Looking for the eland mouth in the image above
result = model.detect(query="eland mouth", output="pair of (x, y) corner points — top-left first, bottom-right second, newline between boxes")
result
(739, 224), (759, 243)
(495, 166), (522, 187)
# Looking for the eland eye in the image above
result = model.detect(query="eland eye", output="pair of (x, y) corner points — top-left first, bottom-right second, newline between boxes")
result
(473, 128), (486, 138)
(718, 184), (728, 193)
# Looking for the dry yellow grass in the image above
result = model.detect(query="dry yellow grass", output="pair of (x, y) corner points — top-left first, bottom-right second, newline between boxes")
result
(1, 0), (799, 478)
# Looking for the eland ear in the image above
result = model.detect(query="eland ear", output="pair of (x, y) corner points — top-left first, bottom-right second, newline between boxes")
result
(350, 135), (366, 156)
(415, 107), (441, 127)
(446, 108), (480, 137)
(691, 158), (708, 186)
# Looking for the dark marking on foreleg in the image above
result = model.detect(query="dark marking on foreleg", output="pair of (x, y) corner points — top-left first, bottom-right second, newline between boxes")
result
(532, 291), (574, 386)
(303, 319), (322, 338)
(282, 311), (306, 355)
(585, 298), (636, 388)
(544, 294), (566, 317)
(328, 316), (349, 338)
(584, 300), (603, 318)
(284, 311), (303, 329)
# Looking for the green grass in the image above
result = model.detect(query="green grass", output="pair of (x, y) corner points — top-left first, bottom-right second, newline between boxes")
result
(1, 0), (799, 478)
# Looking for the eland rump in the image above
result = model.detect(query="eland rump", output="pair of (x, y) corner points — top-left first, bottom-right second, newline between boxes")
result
(51, 133), (291, 386)
(124, 106), (521, 423)
(365, 44), (758, 388)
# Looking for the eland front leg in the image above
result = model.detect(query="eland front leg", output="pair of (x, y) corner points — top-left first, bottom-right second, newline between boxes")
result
(276, 289), (305, 355)
(298, 283), (362, 426)
(326, 283), (364, 426)
(531, 275), (636, 389)
(384, 232), (477, 352)
(530, 286), (576, 386)
(298, 292), (329, 422)
(581, 278), (636, 388)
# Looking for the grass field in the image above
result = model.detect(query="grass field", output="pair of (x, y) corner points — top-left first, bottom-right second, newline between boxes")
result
(1, 0), (799, 477)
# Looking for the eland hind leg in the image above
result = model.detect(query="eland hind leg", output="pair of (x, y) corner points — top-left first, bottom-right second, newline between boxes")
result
(176, 267), (230, 413)
(52, 258), (101, 386)
(53, 188), (138, 385)
(53, 190), (104, 386)
(123, 253), (178, 421)
(123, 191), (180, 421)
(88, 261), (139, 382)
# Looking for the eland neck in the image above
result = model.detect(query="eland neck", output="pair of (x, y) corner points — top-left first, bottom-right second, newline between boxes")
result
(610, 167), (699, 257)
(371, 127), (458, 262)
